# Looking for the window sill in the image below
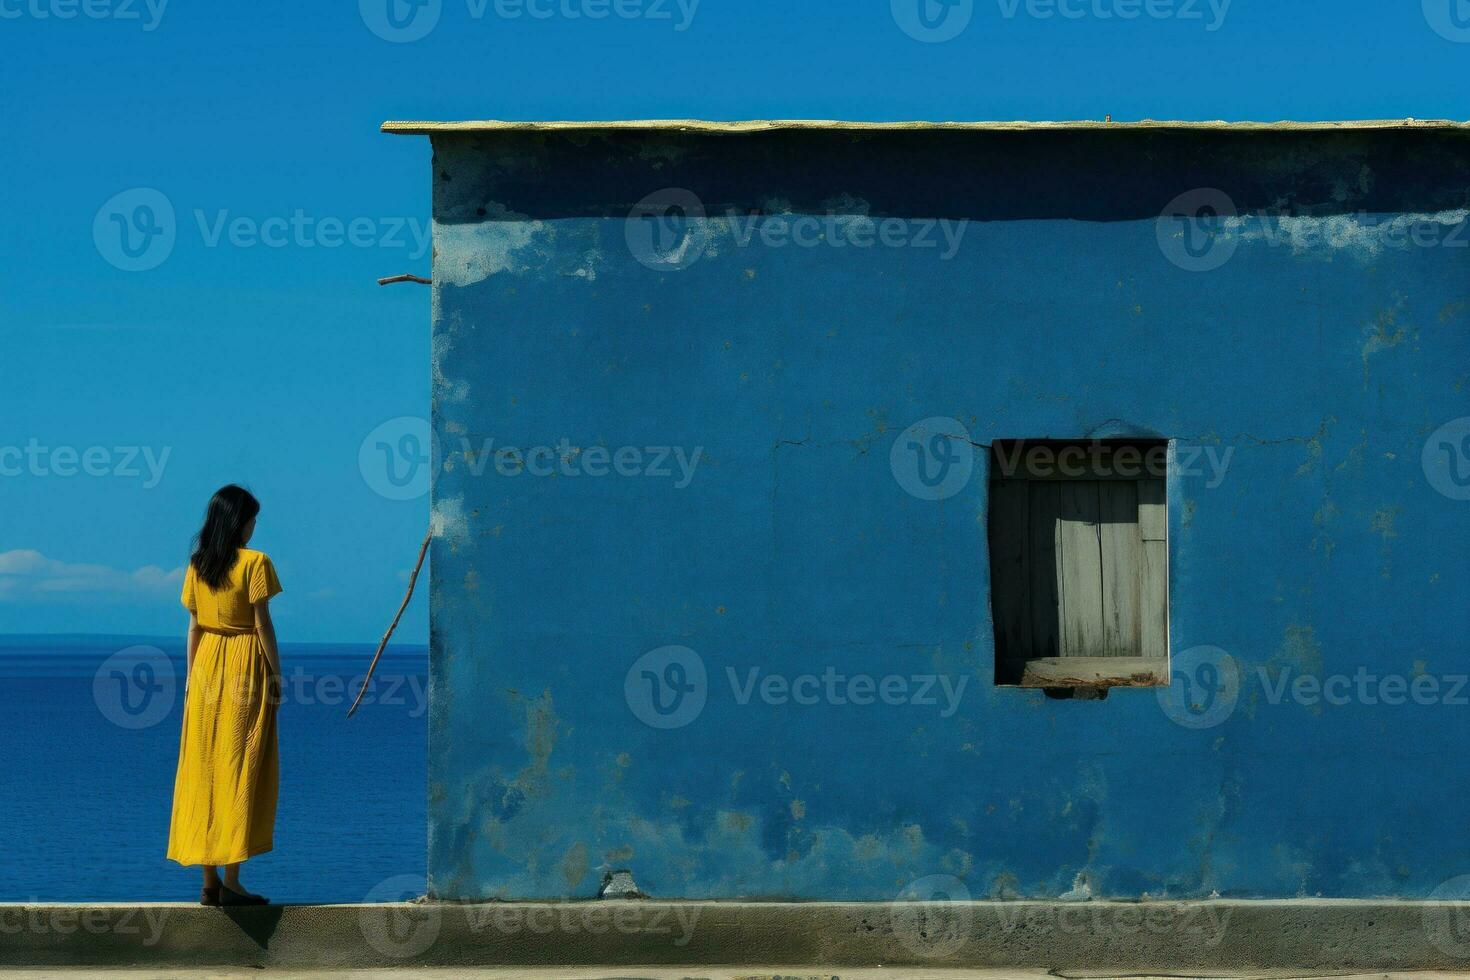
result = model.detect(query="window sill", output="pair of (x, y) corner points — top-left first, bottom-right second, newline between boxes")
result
(1006, 656), (1170, 689)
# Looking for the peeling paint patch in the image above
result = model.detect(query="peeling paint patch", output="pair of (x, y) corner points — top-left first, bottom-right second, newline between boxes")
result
(1060, 872), (1092, 901)
(1224, 209), (1470, 261)
(434, 207), (547, 286)
(431, 326), (470, 404)
(559, 841), (588, 891)
(1439, 299), (1470, 323)
(1311, 500), (1338, 557)
(1293, 418), (1335, 476)
(568, 248), (603, 281)
(1362, 301), (1409, 362)
(1274, 623), (1325, 680)
(1370, 506), (1400, 540)
(430, 495), (470, 547)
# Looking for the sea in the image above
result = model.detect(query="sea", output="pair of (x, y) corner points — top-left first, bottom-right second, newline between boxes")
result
(0, 634), (427, 904)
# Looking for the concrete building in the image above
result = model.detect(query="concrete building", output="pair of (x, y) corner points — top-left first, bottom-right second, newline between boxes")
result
(385, 119), (1470, 903)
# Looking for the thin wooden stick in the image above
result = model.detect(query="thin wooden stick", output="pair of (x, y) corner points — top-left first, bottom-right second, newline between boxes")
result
(378, 274), (433, 286)
(348, 528), (433, 717)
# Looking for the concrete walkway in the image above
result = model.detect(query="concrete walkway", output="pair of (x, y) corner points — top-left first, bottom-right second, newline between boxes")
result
(5, 900), (1470, 973)
(4, 970), (1470, 979)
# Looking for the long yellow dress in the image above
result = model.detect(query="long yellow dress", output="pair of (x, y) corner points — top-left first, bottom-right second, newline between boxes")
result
(167, 549), (283, 866)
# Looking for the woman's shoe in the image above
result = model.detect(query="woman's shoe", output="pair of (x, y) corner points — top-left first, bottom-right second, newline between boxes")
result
(200, 886), (221, 907)
(219, 884), (269, 906)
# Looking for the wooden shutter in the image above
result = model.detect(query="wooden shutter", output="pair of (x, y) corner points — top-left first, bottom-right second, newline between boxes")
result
(989, 441), (1169, 688)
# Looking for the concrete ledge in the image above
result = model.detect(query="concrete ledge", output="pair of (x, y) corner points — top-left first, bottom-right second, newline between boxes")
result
(3, 900), (1469, 971)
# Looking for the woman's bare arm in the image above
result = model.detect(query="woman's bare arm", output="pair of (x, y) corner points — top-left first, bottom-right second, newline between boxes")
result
(185, 611), (203, 691)
(254, 600), (281, 677)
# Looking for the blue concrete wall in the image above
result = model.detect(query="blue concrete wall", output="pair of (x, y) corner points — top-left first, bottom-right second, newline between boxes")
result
(423, 128), (1470, 901)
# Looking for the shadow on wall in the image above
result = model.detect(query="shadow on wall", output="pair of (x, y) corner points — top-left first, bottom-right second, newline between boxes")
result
(429, 128), (1470, 225)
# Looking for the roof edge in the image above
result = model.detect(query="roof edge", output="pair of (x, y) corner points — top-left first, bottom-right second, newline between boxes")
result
(381, 117), (1470, 136)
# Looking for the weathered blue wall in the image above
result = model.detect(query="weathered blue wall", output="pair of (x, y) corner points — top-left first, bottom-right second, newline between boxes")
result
(424, 127), (1470, 901)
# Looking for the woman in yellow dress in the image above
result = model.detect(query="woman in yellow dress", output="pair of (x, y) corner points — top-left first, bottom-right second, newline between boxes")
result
(167, 484), (283, 906)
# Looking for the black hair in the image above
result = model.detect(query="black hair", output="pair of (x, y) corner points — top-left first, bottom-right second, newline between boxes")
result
(189, 485), (260, 590)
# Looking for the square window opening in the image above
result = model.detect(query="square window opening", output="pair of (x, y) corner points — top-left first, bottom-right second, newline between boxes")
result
(987, 438), (1171, 690)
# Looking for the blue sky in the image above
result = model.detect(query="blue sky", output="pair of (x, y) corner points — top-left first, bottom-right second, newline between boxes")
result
(2, 0), (1466, 642)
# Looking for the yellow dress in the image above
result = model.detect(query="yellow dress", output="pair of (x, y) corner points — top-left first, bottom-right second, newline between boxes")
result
(167, 549), (283, 866)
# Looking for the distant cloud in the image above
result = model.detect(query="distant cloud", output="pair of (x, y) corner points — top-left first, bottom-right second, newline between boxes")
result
(0, 550), (183, 602)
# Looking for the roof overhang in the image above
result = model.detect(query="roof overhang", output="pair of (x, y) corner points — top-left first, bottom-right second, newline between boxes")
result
(382, 118), (1470, 136)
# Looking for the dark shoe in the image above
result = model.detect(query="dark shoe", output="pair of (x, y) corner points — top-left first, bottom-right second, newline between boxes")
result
(219, 884), (269, 906)
(200, 886), (221, 907)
